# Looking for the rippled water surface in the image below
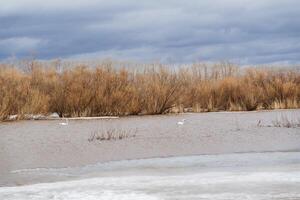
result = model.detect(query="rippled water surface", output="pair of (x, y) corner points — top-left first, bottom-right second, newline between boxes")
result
(1, 151), (300, 200)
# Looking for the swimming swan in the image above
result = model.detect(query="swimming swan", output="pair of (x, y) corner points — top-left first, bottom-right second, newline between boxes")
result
(59, 118), (69, 126)
(177, 119), (186, 125)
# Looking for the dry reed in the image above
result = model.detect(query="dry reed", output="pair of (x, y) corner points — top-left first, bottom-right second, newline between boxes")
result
(0, 61), (299, 121)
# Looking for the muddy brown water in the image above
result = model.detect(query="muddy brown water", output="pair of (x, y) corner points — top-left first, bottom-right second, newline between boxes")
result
(0, 109), (300, 186)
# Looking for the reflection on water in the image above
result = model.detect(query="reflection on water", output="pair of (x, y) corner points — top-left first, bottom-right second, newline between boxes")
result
(2, 151), (300, 200)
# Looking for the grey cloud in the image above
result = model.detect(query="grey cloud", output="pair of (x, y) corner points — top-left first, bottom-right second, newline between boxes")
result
(0, 0), (300, 64)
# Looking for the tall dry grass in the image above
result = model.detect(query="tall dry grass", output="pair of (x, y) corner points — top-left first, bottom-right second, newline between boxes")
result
(0, 61), (299, 120)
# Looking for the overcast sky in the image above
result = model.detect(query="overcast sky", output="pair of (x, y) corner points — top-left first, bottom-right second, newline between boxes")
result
(0, 0), (299, 64)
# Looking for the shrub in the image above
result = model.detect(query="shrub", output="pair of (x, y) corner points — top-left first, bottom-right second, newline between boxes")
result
(0, 61), (299, 120)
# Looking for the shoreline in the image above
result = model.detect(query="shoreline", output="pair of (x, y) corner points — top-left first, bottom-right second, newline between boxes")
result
(3, 108), (300, 123)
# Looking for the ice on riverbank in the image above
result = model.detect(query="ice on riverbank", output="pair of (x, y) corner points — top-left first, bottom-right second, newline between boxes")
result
(1, 152), (300, 200)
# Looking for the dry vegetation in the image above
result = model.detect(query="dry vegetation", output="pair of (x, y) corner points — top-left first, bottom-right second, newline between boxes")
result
(0, 60), (300, 120)
(271, 115), (300, 128)
(88, 128), (137, 142)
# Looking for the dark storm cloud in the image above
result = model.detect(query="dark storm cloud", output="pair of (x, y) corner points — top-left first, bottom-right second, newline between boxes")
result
(0, 0), (300, 64)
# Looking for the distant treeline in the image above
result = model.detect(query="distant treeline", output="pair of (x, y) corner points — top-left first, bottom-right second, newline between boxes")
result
(0, 61), (299, 120)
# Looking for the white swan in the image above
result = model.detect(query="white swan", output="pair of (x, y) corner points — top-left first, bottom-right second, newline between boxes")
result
(59, 118), (69, 126)
(177, 119), (186, 125)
